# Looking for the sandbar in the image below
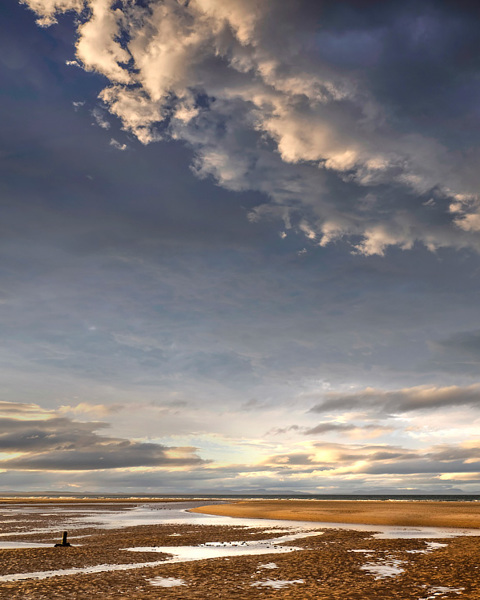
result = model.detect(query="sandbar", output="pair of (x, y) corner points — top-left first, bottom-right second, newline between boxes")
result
(190, 499), (480, 529)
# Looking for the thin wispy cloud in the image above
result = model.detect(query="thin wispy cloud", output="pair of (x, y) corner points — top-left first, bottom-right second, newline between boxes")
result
(309, 384), (480, 415)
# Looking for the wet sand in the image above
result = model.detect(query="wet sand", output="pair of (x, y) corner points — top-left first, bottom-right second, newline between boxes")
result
(1, 500), (480, 599)
(191, 499), (480, 529)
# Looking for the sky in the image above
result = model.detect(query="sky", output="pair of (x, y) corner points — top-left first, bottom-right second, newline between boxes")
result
(1, 0), (480, 495)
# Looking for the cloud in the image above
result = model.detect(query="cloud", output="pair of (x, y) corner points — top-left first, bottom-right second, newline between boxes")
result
(0, 401), (52, 418)
(1, 403), (479, 488)
(303, 422), (391, 439)
(0, 401), (206, 471)
(435, 330), (480, 358)
(266, 452), (320, 467)
(266, 425), (302, 435)
(310, 384), (480, 415)
(57, 402), (122, 417)
(427, 330), (480, 374)
(109, 138), (127, 151)
(267, 421), (390, 440)
(260, 439), (480, 479)
(20, 0), (83, 26)
(19, 0), (480, 255)
(92, 106), (110, 129)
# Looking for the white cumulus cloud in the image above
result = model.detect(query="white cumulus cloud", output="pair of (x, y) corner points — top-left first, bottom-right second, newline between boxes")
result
(19, 0), (480, 254)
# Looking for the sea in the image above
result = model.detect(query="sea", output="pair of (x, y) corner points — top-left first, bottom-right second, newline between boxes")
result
(3, 493), (480, 502)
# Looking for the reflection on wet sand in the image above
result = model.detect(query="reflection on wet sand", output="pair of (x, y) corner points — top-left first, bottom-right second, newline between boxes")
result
(0, 559), (169, 583)
(148, 576), (186, 587)
(251, 578), (305, 589)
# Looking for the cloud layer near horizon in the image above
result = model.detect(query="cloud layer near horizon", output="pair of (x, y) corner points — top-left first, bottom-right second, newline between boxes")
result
(20, 0), (480, 255)
(1, 392), (480, 494)
(309, 384), (480, 415)
(0, 402), (205, 470)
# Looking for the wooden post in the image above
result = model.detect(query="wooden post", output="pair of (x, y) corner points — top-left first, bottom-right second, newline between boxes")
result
(54, 531), (71, 547)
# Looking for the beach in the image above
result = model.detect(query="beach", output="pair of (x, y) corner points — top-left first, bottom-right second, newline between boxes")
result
(0, 499), (479, 599)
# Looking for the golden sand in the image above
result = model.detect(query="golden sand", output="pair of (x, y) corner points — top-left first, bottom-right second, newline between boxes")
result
(191, 499), (480, 529)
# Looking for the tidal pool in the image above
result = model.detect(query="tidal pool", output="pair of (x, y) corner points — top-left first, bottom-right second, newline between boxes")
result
(148, 576), (186, 587)
(251, 578), (305, 589)
(126, 530), (323, 562)
(0, 541), (52, 549)
(360, 558), (405, 579)
(0, 560), (169, 583)
(419, 586), (465, 599)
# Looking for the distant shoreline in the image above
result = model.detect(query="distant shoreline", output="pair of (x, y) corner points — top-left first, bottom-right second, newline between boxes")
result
(190, 499), (480, 529)
(0, 493), (478, 501)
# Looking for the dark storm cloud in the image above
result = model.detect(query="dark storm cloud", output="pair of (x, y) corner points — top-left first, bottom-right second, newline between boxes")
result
(3, 445), (204, 471)
(0, 404), (205, 470)
(310, 384), (480, 415)
(0, 416), (108, 451)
